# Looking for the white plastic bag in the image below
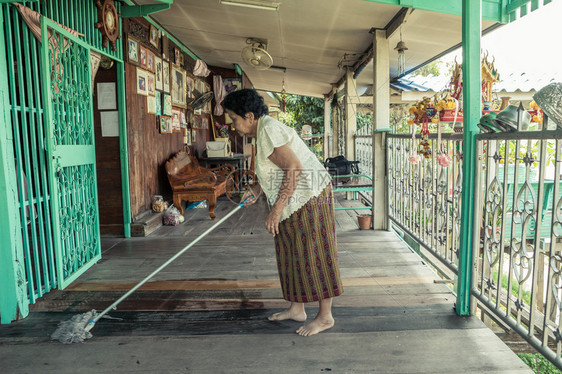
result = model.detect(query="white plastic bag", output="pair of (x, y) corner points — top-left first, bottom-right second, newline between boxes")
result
(163, 205), (182, 226)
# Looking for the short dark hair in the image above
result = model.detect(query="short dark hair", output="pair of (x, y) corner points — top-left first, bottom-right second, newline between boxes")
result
(223, 89), (268, 119)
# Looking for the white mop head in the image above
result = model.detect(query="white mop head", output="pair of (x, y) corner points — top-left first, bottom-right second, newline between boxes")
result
(51, 310), (97, 344)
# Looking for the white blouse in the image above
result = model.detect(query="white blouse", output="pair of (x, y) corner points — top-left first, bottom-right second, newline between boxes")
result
(254, 115), (331, 222)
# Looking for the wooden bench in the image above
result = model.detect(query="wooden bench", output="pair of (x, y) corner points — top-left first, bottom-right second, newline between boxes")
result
(165, 150), (234, 220)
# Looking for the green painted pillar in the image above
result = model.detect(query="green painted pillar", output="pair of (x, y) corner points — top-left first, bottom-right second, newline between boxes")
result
(0, 4), (29, 323)
(456, 0), (481, 315)
(117, 60), (131, 238)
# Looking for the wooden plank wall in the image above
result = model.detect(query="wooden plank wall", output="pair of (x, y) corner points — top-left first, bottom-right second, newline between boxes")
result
(124, 17), (184, 219)
(93, 64), (124, 235)
(124, 18), (231, 219)
(125, 60), (183, 219)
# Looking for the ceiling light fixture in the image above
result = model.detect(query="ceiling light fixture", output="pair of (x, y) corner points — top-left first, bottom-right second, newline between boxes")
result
(219, 0), (280, 11)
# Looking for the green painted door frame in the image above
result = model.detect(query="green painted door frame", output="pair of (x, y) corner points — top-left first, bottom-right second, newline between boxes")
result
(456, 0), (482, 315)
(0, 4), (29, 324)
(117, 59), (131, 237)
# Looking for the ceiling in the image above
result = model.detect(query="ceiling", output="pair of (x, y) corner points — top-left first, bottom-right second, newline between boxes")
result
(136, 0), (496, 98)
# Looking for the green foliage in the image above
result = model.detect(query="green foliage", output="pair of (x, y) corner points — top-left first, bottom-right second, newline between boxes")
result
(278, 94), (324, 133)
(518, 353), (561, 373)
(391, 112), (410, 134)
(492, 267), (531, 306)
(410, 58), (455, 78)
(495, 139), (556, 167)
(357, 113), (373, 131)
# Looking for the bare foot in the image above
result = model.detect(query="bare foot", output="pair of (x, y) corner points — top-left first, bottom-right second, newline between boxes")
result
(268, 309), (307, 322)
(296, 316), (334, 336)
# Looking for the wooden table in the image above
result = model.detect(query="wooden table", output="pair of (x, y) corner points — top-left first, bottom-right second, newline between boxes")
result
(332, 174), (373, 211)
(200, 154), (251, 191)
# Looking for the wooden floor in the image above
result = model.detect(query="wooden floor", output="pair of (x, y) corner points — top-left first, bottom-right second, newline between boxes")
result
(0, 194), (531, 373)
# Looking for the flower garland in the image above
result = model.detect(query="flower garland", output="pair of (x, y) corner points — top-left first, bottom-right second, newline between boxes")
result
(407, 96), (451, 167)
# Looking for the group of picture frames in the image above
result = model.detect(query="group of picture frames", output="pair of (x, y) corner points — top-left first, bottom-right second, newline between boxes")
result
(127, 32), (212, 118)
(158, 107), (188, 134)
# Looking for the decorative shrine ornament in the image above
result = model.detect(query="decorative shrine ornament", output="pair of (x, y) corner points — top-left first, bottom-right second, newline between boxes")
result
(437, 153), (452, 167)
(408, 155), (421, 165)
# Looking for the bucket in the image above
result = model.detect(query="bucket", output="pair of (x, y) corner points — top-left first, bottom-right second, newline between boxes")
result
(357, 214), (372, 230)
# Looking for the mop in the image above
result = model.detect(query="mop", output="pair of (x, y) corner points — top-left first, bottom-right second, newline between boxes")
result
(51, 199), (250, 344)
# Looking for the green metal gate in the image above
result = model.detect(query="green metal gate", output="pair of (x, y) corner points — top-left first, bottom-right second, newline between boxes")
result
(41, 17), (101, 289)
(3, 3), (57, 303)
(1, 1), (125, 308)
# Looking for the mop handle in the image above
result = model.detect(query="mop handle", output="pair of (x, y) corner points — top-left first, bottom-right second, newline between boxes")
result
(90, 200), (249, 325)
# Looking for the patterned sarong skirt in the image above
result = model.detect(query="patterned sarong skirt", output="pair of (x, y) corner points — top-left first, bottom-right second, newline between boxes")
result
(274, 185), (343, 302)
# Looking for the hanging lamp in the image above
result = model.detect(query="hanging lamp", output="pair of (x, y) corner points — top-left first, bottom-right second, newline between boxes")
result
(394, 28), (408, 77)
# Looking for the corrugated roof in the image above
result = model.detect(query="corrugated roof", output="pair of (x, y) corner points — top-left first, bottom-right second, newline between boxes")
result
(495, 71), (562, 92)
(393, 71), (562, 93)
(389, 79), (433, 92)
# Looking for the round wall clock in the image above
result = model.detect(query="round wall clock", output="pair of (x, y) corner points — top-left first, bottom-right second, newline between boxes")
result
(95, 0), (120, 51)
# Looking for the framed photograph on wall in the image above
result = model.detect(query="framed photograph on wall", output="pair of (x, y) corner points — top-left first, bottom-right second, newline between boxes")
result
(147, 50), (155, 73)
(171, 65), (186, 108)
(155, 91), (161, 115)
(127, 36), (139, 63)
(191, 129), (196, 144)
(166, 117), (172, 133)
(185, 129), (191, 145)
(160, 117), (167, 134)
(201, 116), (209, 129)
(147, 72), (156, 96)
(180, 111), (187, 128)
(172, 109), (180, 132)
(162, 62), (170, 93)
(139, 46), (148, 69)
(223, 78), (241, 94)
(155, 56), (163, 91)
(187, 75), (195, 99)
(162, 35), (169, 61)
(174, 48), (181, 65)
(147, 95), (156, 114)
(188, 111), (194, 126)
(162, 93), (172, 116)
(136, 67), (148, 96)
(149, 24), (159, 48)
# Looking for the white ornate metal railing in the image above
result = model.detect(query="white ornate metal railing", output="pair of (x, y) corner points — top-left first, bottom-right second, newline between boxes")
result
(473, 125), (562, 368)
(386, 133), (464, 275)
(385, 120), (562, 369)
(355, 122), (373, 203)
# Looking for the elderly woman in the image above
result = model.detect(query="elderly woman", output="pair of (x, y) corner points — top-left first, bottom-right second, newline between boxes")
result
(223, 89), (343, 336)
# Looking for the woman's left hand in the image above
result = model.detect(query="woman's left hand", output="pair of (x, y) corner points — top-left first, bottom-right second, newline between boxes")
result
(265, 208), (282, 237)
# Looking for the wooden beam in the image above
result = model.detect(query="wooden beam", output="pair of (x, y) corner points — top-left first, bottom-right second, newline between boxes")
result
(385, 7), (413, 39)
(349, 96), (373, 105)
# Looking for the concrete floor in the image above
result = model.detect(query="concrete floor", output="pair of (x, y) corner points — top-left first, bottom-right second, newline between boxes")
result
(0, 195), (532, 373)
